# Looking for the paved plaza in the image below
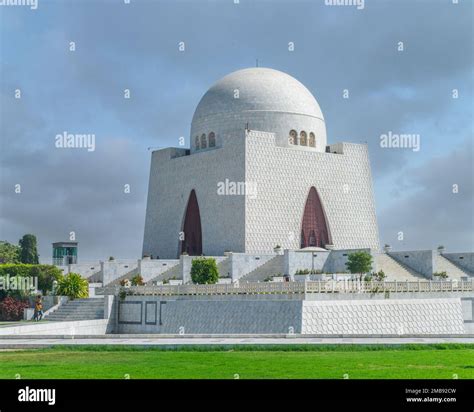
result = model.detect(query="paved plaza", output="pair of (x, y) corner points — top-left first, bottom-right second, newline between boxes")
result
(0, 335), (473, 349)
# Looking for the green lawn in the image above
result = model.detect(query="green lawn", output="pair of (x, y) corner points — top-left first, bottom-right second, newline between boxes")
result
(0, 344), (473, 379)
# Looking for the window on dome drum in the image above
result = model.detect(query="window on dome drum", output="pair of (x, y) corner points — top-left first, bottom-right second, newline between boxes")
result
(300, 131), (307, 146)
(309, 132), (315, 147)
(200, 134), (207, 149)
(289, 129), (297, 145)
(208, 132), (216, 147)
(195, 136), (200, 150)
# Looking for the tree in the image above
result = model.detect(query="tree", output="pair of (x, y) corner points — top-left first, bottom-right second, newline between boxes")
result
(19, 234), (39, 264)
(190, 258), (219, 284)
(0, 241), (21, 264)
(346, 251), (373, 280)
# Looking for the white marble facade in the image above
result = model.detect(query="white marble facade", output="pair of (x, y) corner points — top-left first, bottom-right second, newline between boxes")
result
(143, 68), (379, 259)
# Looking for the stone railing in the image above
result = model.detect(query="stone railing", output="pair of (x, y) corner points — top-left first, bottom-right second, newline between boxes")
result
(303, 280), (473, 294)
(97, 279), (473, 297)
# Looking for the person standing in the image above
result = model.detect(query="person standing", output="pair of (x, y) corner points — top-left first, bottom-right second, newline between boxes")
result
(34, 295), (43, 322)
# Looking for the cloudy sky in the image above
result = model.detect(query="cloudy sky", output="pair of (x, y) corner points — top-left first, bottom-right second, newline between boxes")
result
(0, 0), (472, 262)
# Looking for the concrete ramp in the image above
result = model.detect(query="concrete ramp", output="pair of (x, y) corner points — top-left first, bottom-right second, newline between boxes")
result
(435, 255), (472, 280)
(0, 319), (108, 336)
(238, 255), (285, 282)
(146, 262), (182, 285)
(375, 254), (425, 280)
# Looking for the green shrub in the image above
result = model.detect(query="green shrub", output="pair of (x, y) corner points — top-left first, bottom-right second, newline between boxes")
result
(433, 271), (448, 279)
(0, 296), (29, 321)
(131, 274), (144, 286)
(119, 288), (127, 301)
(56, 273), (88, 299)
(190, 258), (219, 284)
(374, 270), (386, 281)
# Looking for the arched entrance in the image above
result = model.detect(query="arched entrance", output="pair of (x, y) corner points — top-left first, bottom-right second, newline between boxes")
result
(180, 190), (202, 256)
(300, 187), (330, 248)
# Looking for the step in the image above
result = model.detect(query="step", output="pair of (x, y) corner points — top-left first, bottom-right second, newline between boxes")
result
(46, 313), (104, 319)
(57, 303), (104, 307)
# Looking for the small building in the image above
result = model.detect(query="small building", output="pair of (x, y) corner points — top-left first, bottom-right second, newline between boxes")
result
(52, 241), (78, 266)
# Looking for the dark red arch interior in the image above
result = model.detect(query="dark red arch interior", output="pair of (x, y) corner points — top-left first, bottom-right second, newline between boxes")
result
(300, 187), (330, 248)
(181, 190), (202, 256)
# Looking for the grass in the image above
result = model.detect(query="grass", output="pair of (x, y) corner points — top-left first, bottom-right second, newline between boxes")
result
(0, 344), (473, 379)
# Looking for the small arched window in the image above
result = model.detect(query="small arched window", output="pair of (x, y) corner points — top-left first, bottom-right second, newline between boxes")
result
(195, 136), (200, 150)
(208, 132), (216, 147)
(309, 132), (315, 147)
(201, 133), (207, 149)
(300, 131), (307, 146)
(289, 129), (297, 145)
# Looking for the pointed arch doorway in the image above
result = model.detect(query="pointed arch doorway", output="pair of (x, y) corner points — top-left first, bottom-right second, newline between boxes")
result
(300, 187), (331, 248)
(180, 189), (202, 256)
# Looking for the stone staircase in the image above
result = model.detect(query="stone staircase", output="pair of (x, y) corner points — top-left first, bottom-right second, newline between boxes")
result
(435, 255), (472, 280)
(238, 255), (285, 282)
(375, 254), (426, 281)
(146, 263), (183, 285)
(44, 298), (105, 322)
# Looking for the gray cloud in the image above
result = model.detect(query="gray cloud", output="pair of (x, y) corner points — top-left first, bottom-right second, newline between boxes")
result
(1, 0), (472, 260)
(378, 139), (474, 251)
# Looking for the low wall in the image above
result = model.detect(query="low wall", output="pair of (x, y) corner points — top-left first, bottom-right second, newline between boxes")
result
(389, 250), (434, 279)
(113, 295), (469, 335)
(284, 250), (330, 276)
(0, 319), (109, 336)
(324, 249), (375, 274)
(181, 256), (228, 284)
(302, 298), (464, 335)
(284, 249), (377, 277)
(116, 297), (302, 334)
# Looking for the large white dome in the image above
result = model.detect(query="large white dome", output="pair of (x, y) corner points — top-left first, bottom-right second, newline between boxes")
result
(190, 68), (327, 152)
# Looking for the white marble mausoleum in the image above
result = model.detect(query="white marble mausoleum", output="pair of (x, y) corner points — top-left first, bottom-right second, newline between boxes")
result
(143, 67), (380, 259)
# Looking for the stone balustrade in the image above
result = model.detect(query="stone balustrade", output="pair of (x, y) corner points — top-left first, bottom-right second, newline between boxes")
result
(98, 279), (474, 297)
